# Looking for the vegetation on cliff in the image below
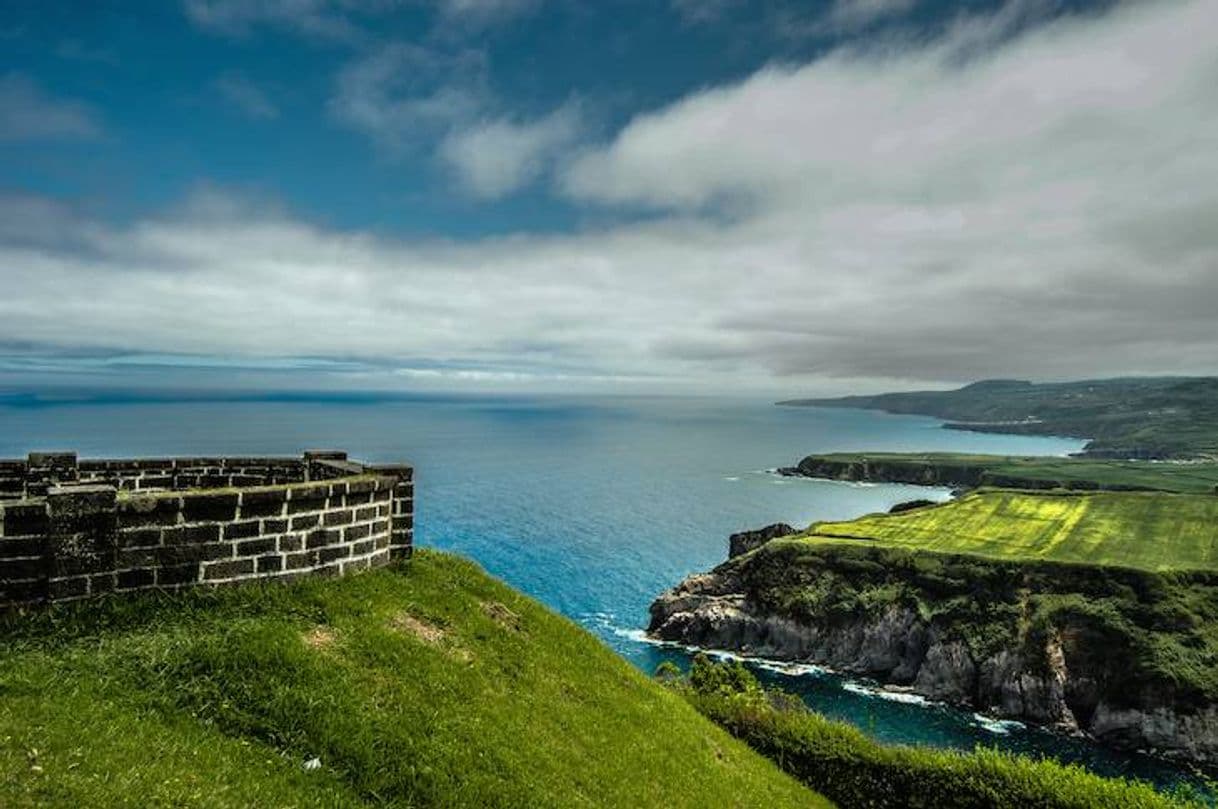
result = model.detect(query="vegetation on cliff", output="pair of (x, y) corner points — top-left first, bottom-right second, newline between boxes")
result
(661, 656), (1208, 809)
(0, 551), (823, 808)
(787, 451), (1218, 494)
(779, 376), (1218, 458)
(807, 490), (1218, 571)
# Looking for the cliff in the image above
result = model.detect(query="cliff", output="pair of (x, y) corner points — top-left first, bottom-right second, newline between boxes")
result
(649, 535), (1218, 766)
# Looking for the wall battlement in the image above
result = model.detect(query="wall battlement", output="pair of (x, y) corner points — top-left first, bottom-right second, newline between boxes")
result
(0, 450), (413, 609)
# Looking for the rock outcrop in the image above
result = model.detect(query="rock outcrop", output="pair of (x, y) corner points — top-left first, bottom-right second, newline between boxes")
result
(649, 535), (1218, 765)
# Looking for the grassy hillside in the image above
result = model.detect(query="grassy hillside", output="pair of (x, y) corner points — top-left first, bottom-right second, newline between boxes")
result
(791, 452), (1218, 494)
(0, 552), (824, 808)
(779, 377), (1218, 459)
(803, 490), (1218, 572)
(667, 657), (1207, 809)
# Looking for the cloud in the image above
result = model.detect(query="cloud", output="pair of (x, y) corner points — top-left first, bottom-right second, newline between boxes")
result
(824, 0), (917, 32)
(213, 72), (280, 120)
(182, 0), (392, 40)
(0, 73), (102, 141)
(439, 105), (582, 198)
(434, 0), (540, 23)
(8, 0), (1218, 392)
(329, 43), (486, 150)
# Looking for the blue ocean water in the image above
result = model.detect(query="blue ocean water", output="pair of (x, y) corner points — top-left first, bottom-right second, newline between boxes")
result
(0, 393), (1205, 791)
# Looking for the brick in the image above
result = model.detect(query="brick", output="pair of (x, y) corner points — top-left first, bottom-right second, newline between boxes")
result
(236, 537), (277, 556)
(117, 567), (156, 589)
(0, 537), (42, 558)
(203, 558), (255, 580)
(181, 492), (238, 523)
(0, 578), (44, 604)
(355, 506), (378, 522)
(323, 510), (353, 527)
(118, 527), (162, 548)
(0, 556), (43, 579)
(289, 482), (330, 502)
(263, 518), (289, 533)
(157, 564), (198, 586)
(256, 555), (283, 573)
(157, 543), (232, 565)
(223, 520), (261, 540)
(2, 502), (48, 536)
(240, 488), (286, 518)
(117, 495), (181, 528)
(285, 550), (319, 570)
(164, 524), (221, 545)
(290, 514), (320, 531)
(351, 539), (374, 556)
(90, 573), (116, 594)
(319, 545), (350, 563)
(278, 535), (303, 552)
(48, 576), (89, 600)
(345, 523), (371, 541)
(372, 519), (390, 535)
(306, 529), (340, 549)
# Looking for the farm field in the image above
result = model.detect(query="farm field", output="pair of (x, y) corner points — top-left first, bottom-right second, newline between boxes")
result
(802, 489), (1218, 572)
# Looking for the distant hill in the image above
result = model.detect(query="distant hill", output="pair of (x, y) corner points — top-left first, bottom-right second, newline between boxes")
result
(779, 377), (1218, 459)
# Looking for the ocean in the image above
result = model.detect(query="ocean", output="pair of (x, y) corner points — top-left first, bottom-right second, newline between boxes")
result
(0, 392), (1203, 790)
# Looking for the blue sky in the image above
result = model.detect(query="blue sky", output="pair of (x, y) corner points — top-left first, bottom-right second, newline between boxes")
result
(2, 0), (1216, 394)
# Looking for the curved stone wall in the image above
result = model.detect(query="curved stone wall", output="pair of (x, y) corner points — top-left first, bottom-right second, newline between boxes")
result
(0, 451), (413, 608)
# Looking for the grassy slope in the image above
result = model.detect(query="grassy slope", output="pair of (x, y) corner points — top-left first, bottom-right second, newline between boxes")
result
(799, 452), (1218, 493)
(0, 551), (824, 809)
(804, 490), (1218, 572)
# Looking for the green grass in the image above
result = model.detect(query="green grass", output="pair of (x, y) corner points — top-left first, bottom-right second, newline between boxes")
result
(797, 452), (1218, 494)
(666, 657), (1209, 809)
(803, 490), (1218, 572)
(0, 551), (824, 808)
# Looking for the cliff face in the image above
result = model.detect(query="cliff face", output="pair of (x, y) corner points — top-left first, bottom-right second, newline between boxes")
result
(649, 536), (1218, 765)
(782, 456), (1159, 492)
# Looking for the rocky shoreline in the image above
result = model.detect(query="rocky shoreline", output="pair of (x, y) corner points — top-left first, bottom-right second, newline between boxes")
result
(649, 525), (1218, 767)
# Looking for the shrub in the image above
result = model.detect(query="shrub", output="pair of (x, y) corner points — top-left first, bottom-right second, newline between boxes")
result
(664, 659), (1206, 809)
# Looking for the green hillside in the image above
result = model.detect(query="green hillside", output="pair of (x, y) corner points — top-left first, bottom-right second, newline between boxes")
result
(804, 490), (1218, 572)
(0, 552), (824, 808)
(780, 376), (1218, 458)
(790, 452), (1218, 493)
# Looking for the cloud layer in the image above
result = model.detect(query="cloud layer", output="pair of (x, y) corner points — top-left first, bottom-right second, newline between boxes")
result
(6, 0), (1218, 391)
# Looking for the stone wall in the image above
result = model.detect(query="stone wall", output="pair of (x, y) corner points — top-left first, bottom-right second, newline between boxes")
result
(0, 451), (413, 609)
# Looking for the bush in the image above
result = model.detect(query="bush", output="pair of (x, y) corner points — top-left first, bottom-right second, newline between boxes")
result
(664, 659), (1206, 809)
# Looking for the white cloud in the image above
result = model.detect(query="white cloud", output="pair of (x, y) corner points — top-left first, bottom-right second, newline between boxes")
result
(0, 73), (101, 141)
(329, 43), (486, 150)
(7, 0), (1218, 391)
(213, 72), (280, 120)
(182, 0), (405, 40)
(825, 0), (917, 32)
(439, 105), (582, 198)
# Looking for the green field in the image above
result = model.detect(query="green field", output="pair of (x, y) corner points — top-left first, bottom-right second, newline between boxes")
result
(793, 452), (1218, 493)
(0, 552), (822, 808)
(803, 490), (1218, 572)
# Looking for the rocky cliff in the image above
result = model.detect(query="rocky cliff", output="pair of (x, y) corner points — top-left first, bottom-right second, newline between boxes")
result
(649, 532), (1218, 766)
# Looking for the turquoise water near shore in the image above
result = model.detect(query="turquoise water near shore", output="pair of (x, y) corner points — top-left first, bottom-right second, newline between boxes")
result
(1, 392), (1207, 791)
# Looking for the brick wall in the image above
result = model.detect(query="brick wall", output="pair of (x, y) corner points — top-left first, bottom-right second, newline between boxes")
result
(0, 451), (413, 609)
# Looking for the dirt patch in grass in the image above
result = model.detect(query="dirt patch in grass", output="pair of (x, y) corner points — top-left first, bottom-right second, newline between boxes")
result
(389, 611), (473, 663)
(481, 601), (523, 632)
(303, 625), (338, 650)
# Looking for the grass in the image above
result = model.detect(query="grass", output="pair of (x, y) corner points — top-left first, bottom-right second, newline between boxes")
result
(0, 551), (824, 808)
(795, 452), (1218, 494)
(664, 656), (1210, 809)
(802, 490), (1218, 572)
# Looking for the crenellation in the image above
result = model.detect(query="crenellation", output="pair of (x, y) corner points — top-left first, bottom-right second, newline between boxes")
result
(0, 450), (412, 609)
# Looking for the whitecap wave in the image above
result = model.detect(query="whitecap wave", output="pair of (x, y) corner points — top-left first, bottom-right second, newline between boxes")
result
(842, 682), (931, 705)
(972, 714), (1025, 735)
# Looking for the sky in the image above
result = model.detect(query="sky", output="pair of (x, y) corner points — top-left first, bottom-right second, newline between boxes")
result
(1, 0), (1216, 396)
